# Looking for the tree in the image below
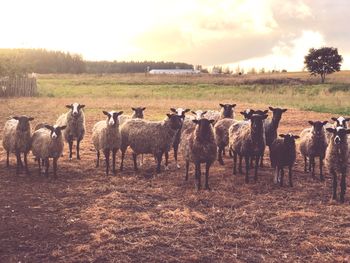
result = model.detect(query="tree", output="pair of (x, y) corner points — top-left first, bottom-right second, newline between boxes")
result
(304, 47), (343, 83)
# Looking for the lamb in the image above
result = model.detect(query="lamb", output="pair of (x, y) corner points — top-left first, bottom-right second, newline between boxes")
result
(118, 107), (146, 125)
(180, 118), (217, 190)
(92, 110), (123, 175)
(120, 113), (182, 173)
(2, 116), (34, 174)
(56, 102), (86, 160)
(325, 127), (350, 203)
(269, 133), (299, 187)
(31, 124), (66, 177)
(261, 107), (287, 167)
(299, 121), (328, 181)
(168, 107), (191, 169)
(229, 113), (268, 183)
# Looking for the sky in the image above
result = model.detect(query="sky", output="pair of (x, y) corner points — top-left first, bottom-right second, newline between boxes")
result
(0, 0), (349, 71)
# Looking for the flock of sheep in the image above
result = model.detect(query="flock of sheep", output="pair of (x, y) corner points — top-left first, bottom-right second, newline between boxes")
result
(2, 102), (349, 202)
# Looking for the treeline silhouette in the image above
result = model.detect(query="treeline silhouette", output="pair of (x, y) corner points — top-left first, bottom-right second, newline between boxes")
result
(0, 49), (193, 76)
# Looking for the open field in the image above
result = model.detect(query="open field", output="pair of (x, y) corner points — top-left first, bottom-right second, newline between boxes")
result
(1, 74), (350, 262)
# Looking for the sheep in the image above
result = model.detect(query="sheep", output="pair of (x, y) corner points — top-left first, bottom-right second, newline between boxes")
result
(31, 124), (66, 177)
(120, 113), (182, 173)
(56, 102), (86, 160)
(2, 116), (34, 174)
(299, 121), (328, 181)
(325, 127), (350, 203)
(180, 118), (217, 190)
(92, 110), (123, 175)
(229, 113), (268, 183)
(214, 119), (237, 165)
(168, 107), (191, 169)
(118, 107), (146, 125)
(261, 107), (287, 167)
(269, 133), (299, 187)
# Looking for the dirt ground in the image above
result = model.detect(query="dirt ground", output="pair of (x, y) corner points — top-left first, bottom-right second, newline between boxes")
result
(0, 98), (349, 263)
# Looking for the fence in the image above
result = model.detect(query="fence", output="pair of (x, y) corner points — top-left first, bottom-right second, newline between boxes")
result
(0, 76), (37, 97)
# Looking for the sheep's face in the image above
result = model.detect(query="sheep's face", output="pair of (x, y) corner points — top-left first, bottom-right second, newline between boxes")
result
(251, 114), (268, 129)
(66, 103), (85, 118)
(240, 109), (254, 120)
(220, 103), (236, 118)
(132, 107), (146, 119)
(13, 116), (34, 132)
(269, 107), (287, 121)
(331, 116), (350, 129)
(44, 125), (66, 140)
(103, 111), (123, 127)
(170, 108), (190, 119)
(309, 121), (328, 136)
(326, 127), (350, 145)
(166, 114), (182, 130)
(193, 118), (215, 139)
(191, 110), (207, 120)
(279, 133), (299, 146)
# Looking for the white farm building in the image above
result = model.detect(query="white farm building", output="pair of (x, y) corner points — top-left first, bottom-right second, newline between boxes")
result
(149, 69), (200, 75)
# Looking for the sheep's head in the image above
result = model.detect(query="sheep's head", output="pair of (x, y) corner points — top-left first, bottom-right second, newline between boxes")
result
(103, 111), (123, 127)
(192, 118), (215, 140)
(13, 116), (34, 132)
(170, 108), (190, 119)
(131, 107), (146, 119)
(326, 127), (350, 145)
(279, 133), (299, 146)
(191, 110), (207, 120)
(219, 103), (236, 118)
(308, 121), (328, 136)
(269, 107), (287, 121)
(331, 116), (350, 129)
(66, 103), (85, 118)
(166, 113), (182, 130)
(240, 109), (254, 120)
(44, 124), (66, 139)
(250, 114), (268, 140)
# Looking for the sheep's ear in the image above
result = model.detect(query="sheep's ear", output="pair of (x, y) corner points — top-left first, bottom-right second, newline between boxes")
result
(166, 113), (172, 118)
(170, 108), (177, 113)
(12, 116), (19, 120)
(131, 107), (136, 111)
(202, 111), (207, 115)
(263, 110), (269, 114)
(192, 119), (199, 124)
(231, 104), (237, 108)
(269, 106), (274, 111)
(142, 107), (146, 111)
(240, 111), (245, 115)
(209, 119), (215, 125)
(219, 103), (225, 108)
(102, 111), (109, 116)
(118, 111), (124, 116)
(279, 134), (285, 138)
(346, 129), (350, 134)
(345, 117), (350, 122)
(44, 124), (53, 130)
(308, 121), (314, 126)
(331, 117), (337, 121)
(66, 105), (72, 109)
(282, 109), (287, 112)
(184, 109), (190, 113)
(191, 111), (197, 115)
(293, 135), (300, 139)
(326, 128), (335, 133)
(60, 125), (67, 130)
(322, 121), (328, 125)
(28, 117), (34, 121)
(262, 114), (268, 120)
(79, 104), (85, 109)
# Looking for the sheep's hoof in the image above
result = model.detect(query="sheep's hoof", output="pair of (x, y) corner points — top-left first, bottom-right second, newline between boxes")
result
(165, 166), (170, 171)
(320, 176), (324, 182)
(69, 158), (72, 161)
(77, 156), (81, 160)
(205, 185), (211, 191)
(176, 164), (181, 169)
(195, 184), (201, 191)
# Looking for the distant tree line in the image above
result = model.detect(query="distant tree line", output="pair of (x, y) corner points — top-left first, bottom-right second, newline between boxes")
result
(0, 48), (193, 76)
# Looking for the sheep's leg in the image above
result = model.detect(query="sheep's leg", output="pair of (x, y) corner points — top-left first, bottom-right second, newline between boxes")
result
(112, 148), (117, 175)
(218, 146), (224, 165)
(120, 148), (126, 171)
(250, 157), (254, 168)
(229, 149), (233, 158)
(6, 151), (9, 167)
(24, 153), (30, 175)
(76, 139), (81, 160)
(104, 149), (110, 175)
(132, 152), (138, 172)
(280, 168), (284, 187)
(239, 155), (243, 174)
(254, 155), (259, 182)
(185, 160), (190, 181)
(274, 166), (279, 184)
(245, 156), (250, 183)
(195, 163), (201, 191)
(174, 143), (180, 169)
(233, 152), (237, 175)
(331, 170), (337, 200)
(68, 139), (73, 161)
(288, 165), (293, 187)
(205, 162), (211, 190)
(222, 147), (226, 156)
(260, 152), (264, 167)
(308, 156), (312, 173)
(311, 156), (315, 178)
(304, 156), (307, 172)
(320, 157), (324, 181)
(340, 171), (346, 203)
(156, 152), (163, 174)
(15, 151), (21, 174)
(45, 158), (49, 177)
(53, 158), (58, 178)
(164, 151), (169, 171)
(96, 150), (100, 168)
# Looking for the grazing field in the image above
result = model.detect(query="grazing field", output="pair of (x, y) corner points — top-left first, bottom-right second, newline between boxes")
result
(1, 73), (350, 262)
